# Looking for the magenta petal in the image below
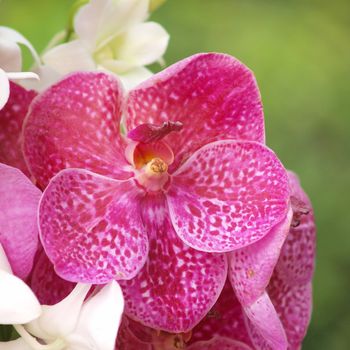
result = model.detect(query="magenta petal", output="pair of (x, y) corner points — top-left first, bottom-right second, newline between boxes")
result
(187, 337), (253, 350)
(39, 168), (148, 284)
(120, 194), (227, 332)
(30, 248), (75, 305)
(126, 53), (265, 169)
(244, 292), (288, 350)
(0, 163), (41, 279)
(267, 275), (312, 350)
(276, 171), (316, 286)
(167, 140), (290, 252)
(0, 82), (36, 177)
(189, 281), (252, 347)
(23, 72), (132, 188)
(229, 207), (293, 306)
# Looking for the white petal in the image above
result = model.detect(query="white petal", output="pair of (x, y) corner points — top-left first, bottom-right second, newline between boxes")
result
(20, 65), (61, 92)
(26, 283), (90, 340)
(117, 21), (169, 67)
(0, 68), (10, 110)
(75, 0), (149, 50)
(42, 40), (95, 75)
(0, 270), (41, 324)
(0, 338), (32, 350)
(69, 281), (124, 350)
(118, 66), (153, 90)
(0, 243), (12, 273)
(0, 38), (21, 72)
(0, 27), (40, 67)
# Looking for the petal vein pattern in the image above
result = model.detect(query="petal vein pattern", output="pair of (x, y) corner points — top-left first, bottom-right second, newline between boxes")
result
(167, 140), (290, 252)
(120, 194), (227, 332)
(23, 72), (132, 188)
(39, 169), (148, 283)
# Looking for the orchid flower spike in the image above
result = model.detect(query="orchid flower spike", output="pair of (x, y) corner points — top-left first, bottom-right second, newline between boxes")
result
(41, 0), (169, 90)
(0, 27), (40, 110)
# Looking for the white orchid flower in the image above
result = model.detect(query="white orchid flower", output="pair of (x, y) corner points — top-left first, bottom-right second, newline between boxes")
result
(0, 27), (40, 110)
(42, 0), (169, 90)
(0, 245), (124, 350)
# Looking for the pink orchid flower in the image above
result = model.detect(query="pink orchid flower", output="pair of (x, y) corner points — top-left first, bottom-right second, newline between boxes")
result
(22, 53), (291, 332)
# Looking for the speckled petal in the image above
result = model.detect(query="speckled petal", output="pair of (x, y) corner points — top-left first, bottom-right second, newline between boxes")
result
(126, 53), (264, 170)
(187, 337), (253, 350)
(267, 275), (312, 350)
(119, 194), (227, 332)
(276, 171), (316, 286)
(167, 140), (290, 253)
(228, 207), (292, 306)
(244, 292), (287, 350)
(23, 72), (132, 188)
(30, 248), (75, 305)
(0, 163), (41, 279)
(0, 82), (36, 176)
(189, 280), (252, 346)
(39, 168), (148, 284)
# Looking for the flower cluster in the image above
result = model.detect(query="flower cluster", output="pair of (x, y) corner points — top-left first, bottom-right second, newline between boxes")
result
(0, 1), (316, 349)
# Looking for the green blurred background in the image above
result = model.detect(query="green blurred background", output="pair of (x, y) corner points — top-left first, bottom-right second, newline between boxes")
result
(1, 0), (349, 348)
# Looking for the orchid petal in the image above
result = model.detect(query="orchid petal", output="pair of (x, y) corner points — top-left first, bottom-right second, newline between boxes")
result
(276, 172), (316, 285)
(126, 53), (265, 169)
(26, 283), (90, 341)
(267, 275), (312, 350)
(0, 270), (41, 325)
(120, 194), (227, 332)
(0, 163), (41, 279)
(19, 64), (61, 92)
(188, 337), (253, 350)
(167, 140), (290, 253)
(244, 292), (287, 350)
(116, 22), (169, 68)
(117, 66), (153, 91)
(229, 207), (293, 306)
(0, 82), (36, 175)
(0, 244), (11, 273)
(68, 281), (123, 350)
(0, 268), (41, 324)
(23, 72), (132, 188)
(0, 38), (21, 72)
(0, 338), (32, 350)
(30, 249), (75, 305)
(75, 0), (149, 50)
(189, 281), (252, 346)
(42, 40), (95, 75)
(0, 69), (10, 110)
(0, 26), (40, 67)
(39, 168), (148, 283)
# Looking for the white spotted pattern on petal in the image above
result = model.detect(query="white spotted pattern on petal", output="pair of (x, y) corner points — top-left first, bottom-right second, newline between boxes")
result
(126, 53), (265, 170)
(120, 193), (227, 332)
(39, 169), (148, 284)
(167, 140), (290, 252)
(23, 72), (131, 188)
